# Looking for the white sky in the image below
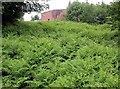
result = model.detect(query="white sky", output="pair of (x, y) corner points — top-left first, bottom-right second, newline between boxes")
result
(23, 0), (114, 21)
(46, 0), (113, 10)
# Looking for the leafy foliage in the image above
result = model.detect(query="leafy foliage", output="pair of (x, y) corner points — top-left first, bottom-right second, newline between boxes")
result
(109, 1), (120, 29)
(66, 2), (82, 22)
(2, 2), (24, 25)
(31, 15), (39, 21)
(2, 1), (49, 25)
(66, 2), (110, 24)
(2, 21), (118, 87)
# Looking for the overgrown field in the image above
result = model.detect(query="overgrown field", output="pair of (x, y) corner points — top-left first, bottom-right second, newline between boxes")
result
(2, 21), (118, 87)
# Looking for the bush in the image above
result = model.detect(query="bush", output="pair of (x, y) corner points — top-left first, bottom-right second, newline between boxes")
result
(2, 21), (118, 87)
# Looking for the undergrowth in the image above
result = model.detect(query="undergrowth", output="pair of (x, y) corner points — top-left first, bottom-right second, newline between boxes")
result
(2, 21), (118, 88)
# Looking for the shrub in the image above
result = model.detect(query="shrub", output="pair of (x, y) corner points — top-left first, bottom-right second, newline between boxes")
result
(2, 21), (118, 87)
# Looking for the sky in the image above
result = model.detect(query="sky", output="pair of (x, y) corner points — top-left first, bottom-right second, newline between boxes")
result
(41, 0), (114, 10)
(23, 0), (114, 21)
(45, 0), (113, 10)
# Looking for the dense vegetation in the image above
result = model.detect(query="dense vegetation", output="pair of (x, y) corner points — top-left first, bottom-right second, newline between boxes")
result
(109, 1), (120, 29)
(1, 0), (119, 88)
(66, 2), (110, 24)
(66, 1), (120, 26)
(2, 2), (24, 25)
(2, 21), (118, 88)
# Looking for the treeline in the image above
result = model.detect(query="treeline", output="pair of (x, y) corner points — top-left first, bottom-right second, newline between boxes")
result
(66, 1), (120, 27)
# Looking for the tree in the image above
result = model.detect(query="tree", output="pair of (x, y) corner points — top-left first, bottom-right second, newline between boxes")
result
(2, 2), (24, 25)
(0, 1), (2, 25)
(2, 0), (49, 25)
(94, 2), (110, 24)
(78, 3), (95, 23)
(109, 1), (120, 29)
(66, 2), (110, 24)
(66, 2), (83, 22)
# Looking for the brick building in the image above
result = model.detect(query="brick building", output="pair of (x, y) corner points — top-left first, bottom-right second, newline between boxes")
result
(41, 9), (67, 21)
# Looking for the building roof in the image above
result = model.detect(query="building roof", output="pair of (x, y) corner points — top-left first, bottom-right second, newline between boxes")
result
(41, 9), (67, 14)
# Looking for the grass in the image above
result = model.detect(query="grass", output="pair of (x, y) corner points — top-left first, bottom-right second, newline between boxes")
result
(2, 21), (118, 87)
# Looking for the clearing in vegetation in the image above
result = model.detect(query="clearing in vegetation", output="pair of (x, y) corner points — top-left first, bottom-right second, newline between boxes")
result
(2, 21), (118, 87)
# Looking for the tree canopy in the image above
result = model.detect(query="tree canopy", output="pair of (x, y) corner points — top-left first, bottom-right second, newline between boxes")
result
(66, 2), (82, 22)
(2, 0), (49, 25)
(66, 1), (111, 24)
(109, 1), (120, 29)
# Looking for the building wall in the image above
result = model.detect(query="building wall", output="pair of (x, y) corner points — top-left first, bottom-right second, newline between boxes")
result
(41, 11), (53, 21)
(57, 9), (67, 20)
(41, 9), (67, 21)
(52, 10), (62, 20)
